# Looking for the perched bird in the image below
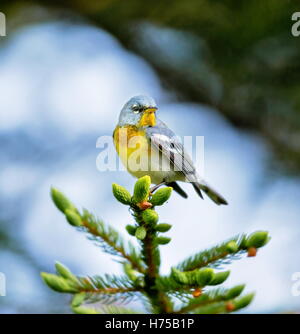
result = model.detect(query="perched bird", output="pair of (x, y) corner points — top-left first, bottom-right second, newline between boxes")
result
(113, 95), (227, 205)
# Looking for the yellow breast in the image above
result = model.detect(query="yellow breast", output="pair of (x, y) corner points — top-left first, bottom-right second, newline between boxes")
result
(113, 125), (150, 171)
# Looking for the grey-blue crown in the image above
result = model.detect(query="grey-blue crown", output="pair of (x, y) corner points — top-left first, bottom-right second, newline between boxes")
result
(122, 95), (157, 111)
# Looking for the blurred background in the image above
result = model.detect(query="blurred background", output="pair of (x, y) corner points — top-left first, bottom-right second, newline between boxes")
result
(0, 0), (300, 313)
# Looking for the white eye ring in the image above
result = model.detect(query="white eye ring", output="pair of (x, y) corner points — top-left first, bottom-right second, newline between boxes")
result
(132, 104), (141, 114)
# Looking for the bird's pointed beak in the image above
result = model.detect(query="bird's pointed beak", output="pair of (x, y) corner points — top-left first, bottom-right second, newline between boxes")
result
(139, 107), (157, 127)
(144, 107), (157, 113)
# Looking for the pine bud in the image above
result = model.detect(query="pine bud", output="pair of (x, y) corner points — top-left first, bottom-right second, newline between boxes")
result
(226, 301), (235, 312)
(150, 187), (173, 206)
(125, 224), (137, 236)
(55, 262), (78, 282)
(155, 223), (172, 232)
(123, 263), (138, 281)
(65, 209), (82, 227)
(234, 293), (255, 310)
(112, 183), (132, 205)
(72, 306), (98, 314)
(208, 270), (230, 285)
(71, 292), (86, 308)
(195, 268), (214, 286)
(192, 288), (202, 298)
(137, 201), (152, 210)
(40, 272), (77, 293)
(51, 188), (76, 213)
(156, 236), (171, 245)
(247, 247), (257, 257)
(142, 209), (159, 225)
(171, 268), (189, 285)
(133, 176), (151, 203)
(246, 231), (270, 248)
(226, 241), (239, 253)
(135, 226), (147, 240)
(225, 284), (245, 300)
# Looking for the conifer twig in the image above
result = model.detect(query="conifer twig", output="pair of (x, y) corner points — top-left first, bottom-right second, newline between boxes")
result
(42, 177), (270, 314)
(81, 218), (145, 273)
(134, 209), (172, 313)
(176, 233), (269, 271)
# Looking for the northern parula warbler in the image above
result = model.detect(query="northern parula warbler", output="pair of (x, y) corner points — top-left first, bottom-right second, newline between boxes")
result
(113, 95), (227, 205)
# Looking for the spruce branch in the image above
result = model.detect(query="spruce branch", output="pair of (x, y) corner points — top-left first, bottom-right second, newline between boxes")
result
(157, 268), (230, 296)
(51, 188), (145, 273)
(176, 232), (270, 271)
(80, 211), (145, 273)
(43, 177), (270, 314)
(129, 177), (173, 313)
(42, 264), (143, 307)
(73, 305), (142, 314)
(192, 293), (255, 314)
(174, 285), (245, 314)
(95, 305), (143, 314)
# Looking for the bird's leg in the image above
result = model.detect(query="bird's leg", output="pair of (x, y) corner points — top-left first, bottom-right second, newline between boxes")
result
(150, 181), (166, 194)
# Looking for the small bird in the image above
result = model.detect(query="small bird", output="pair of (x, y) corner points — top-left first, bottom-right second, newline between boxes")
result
(113, 95), (227, 205)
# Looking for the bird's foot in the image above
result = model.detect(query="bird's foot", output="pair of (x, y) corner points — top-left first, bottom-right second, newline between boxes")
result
(149, 182), (166, 195)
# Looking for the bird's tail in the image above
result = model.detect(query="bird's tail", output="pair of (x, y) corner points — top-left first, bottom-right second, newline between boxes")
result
(192, 181), (228, 205)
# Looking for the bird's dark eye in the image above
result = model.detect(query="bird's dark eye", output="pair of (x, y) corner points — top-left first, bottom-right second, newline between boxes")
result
(132, 104), (142, 113)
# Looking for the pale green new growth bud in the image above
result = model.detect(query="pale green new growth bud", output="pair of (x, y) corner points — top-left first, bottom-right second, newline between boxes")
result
(55, 262), (78, 282)
(135, 226), (147, 240)
(171, 268), (189, 285)
(112, 183), (132, 205)
(156, 236), (171, 245)
(225, 284), (245, 300)
(226, 241), (239, 253)
(234, 293), (255, 310)
(125, 224), (137, 236)
(65, 209), (82, 227)
(155, 223), (172, 232)
(71, 292), (86, 308)
(133, 176), (151, 203)
(51, 188), (76, 213)
(208, 271), (230, 285)
(72, 306), (98, 314)
(150, 187), (173, 206)
(195, 268), (214, 286)
(142, 209), (159, 225)
(123, 263), (138, 281)
(40, 272), (78, 293)
(246, 231), (270, 248)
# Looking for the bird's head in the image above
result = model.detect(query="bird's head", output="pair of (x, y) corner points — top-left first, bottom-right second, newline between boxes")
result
(118, 95), (157, 127)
